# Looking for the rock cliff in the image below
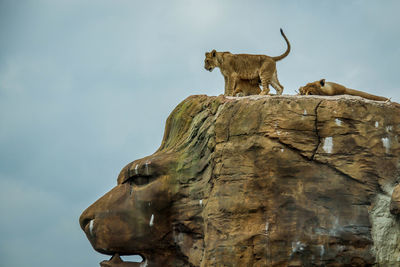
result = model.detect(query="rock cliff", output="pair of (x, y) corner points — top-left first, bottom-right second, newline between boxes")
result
(80, 94), (400, 267)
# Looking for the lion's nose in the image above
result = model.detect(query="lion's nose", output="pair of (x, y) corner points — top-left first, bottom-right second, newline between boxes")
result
(79, 184), (130, 233)
(79, 209), (94, 231)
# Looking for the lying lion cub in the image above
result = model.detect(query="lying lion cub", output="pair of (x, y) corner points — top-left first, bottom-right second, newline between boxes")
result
(204, 29), (290, 96)
(299, 79), (388, 101)
(233, 78), (261, 96)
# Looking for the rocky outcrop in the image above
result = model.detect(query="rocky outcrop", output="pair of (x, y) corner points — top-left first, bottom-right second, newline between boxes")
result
(80, 94), (400, 266)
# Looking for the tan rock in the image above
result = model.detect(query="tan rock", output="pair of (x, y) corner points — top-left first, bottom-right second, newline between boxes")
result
(80, 94), (400, 266)
(390, 184), (400, 215)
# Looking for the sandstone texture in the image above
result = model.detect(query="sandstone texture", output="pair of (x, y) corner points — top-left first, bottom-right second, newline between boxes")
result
(80, 94), (400, 266)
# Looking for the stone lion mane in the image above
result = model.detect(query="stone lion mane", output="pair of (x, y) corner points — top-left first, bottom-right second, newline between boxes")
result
(299, 79), (389, 101)
(204, 28), (290, 96)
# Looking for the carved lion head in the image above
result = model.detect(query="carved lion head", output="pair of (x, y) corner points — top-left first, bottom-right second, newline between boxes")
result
(80, 95), (219, 266)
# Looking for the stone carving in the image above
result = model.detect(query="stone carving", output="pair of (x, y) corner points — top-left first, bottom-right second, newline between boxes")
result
(390, 184), (400, 215)
(80, 94), (400, 266)
(100, 254), (141, 267)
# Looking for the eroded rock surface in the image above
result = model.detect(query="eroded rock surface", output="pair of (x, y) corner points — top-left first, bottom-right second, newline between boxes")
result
(80, 95), (400, 266)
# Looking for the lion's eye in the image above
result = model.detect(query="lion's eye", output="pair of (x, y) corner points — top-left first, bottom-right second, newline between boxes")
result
(123, 175), (156, 186)
(131, 176), (149, 186)
(121, 161), (161, 186)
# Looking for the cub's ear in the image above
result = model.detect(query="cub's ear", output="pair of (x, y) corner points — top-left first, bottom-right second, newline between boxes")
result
(319, 79), (326, 87)
(211, 49), (216, 57)
(205, 52), (209, 56)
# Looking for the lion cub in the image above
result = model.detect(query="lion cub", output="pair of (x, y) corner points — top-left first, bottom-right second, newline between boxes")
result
(204, 29), (290, 96)
(233, 78), (261, 96)
(299, 79), (388, 101)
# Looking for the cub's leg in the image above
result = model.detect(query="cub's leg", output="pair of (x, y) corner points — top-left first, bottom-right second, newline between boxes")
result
(226, 73), (238, 96)
(270, 70), (284, 95)
(233, 86), (242, 97)
(259, 74), (272, 95)
(259, 61), (276, 95)
(223, 75), (230, 96)
(259, 83), (270, 95)
(224, 75), (237, 96)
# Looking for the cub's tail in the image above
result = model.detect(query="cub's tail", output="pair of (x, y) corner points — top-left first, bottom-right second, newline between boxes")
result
(346, 88), (389, 101)
(272, 28), (291, 61)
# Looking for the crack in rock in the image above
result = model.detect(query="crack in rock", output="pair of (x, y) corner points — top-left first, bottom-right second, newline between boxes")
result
(311, 100), (323, 160)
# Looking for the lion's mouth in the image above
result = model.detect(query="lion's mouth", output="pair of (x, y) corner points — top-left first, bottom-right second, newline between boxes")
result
(81, 219), (146, 266)
(100, 254), (145, 267)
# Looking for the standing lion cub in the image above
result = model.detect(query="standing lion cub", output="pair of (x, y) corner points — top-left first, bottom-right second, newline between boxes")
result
(204, 28), (290, 96)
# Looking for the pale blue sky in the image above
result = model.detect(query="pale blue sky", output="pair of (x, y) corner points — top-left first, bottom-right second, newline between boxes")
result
(1, 0), (399, 266)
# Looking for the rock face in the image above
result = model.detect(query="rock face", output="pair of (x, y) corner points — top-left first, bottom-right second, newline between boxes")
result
(80, 94), (400, 266)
